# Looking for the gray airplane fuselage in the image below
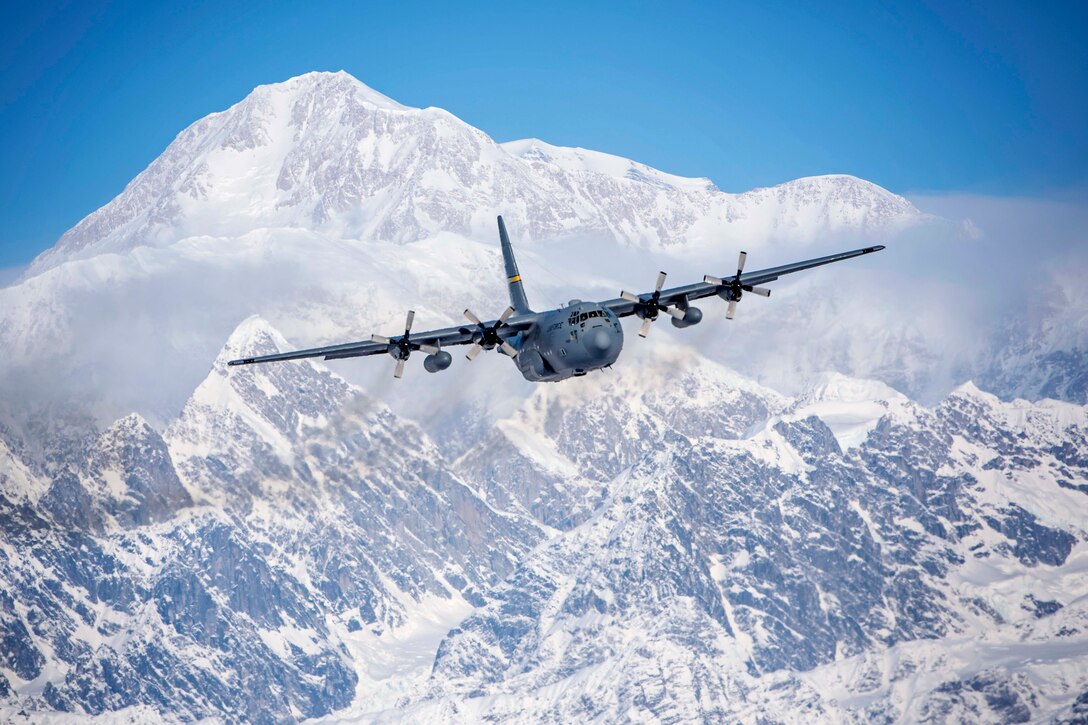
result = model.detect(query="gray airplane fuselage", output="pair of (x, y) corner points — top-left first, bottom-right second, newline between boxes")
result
(511, 301), (623, 382)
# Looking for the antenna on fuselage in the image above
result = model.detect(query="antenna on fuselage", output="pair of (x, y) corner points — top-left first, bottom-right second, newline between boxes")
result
(497, 216), (533, 315)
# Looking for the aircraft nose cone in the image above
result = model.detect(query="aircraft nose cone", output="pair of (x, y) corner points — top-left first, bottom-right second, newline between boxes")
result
(588, 328), (612, 354)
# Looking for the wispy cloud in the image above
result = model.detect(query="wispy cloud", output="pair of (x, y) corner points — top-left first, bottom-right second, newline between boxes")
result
(0, 190), (1085, 437)
(0, 264), (27, 289)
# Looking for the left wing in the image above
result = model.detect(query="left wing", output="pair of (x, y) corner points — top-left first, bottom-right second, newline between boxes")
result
(227, 324), (467, 366)
(601, 245), (885, 319)
(227, 311), (535, 367)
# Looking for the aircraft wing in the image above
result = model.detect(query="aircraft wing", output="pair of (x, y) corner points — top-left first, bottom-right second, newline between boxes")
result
(601, 244), (885, 317)
(227, 315), (535, 367)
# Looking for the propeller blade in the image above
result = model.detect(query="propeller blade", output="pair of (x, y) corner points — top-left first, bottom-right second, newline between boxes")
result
(418, 343), (440, 355)
(748, 286), (771, 297)
(655, 271), (667, 292)
(639, 318), (653, 338)
(498, 306), (515, 324)
(465, 343), (483, 361)
(500, 341), (519, 358)
(464, 308), (482, 326)
(726, 300), (737, 320)
(372, 334), (391, 344)
(620, 290), (640, 303)
(667, 306), (686, 320)
(394, 359), (406, 379)
(405, 310), (415, 332)
(737, 251), (747, 275)
(703, 275), (723, 286)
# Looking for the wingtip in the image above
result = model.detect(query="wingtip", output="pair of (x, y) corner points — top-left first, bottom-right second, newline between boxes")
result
(865, 244), (887, 253)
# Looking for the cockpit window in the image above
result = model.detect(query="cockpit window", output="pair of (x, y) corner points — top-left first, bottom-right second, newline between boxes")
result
(568, 308), (608, 327)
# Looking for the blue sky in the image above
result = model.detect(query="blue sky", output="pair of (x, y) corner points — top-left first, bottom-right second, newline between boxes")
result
(1, 0), (1085, 267)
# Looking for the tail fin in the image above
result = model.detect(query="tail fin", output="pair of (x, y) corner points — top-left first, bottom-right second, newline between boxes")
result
(497, 216), (532, 314)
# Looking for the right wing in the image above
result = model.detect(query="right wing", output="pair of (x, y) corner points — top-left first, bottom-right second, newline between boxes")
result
(600, 245), (886, 318)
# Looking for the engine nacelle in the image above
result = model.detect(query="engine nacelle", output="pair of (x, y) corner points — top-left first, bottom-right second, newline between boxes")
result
(517, 350), (550, 380)
(423, 350), (453, 373)
(671, 306), (703, 328)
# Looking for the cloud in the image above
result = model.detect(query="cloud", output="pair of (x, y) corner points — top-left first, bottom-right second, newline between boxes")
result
(654, 189), (1088, 402)
(1, 191), (1085, 446)
(0, 264), (27, 289)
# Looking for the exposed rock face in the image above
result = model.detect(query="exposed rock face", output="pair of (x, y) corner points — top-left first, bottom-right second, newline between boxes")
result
(85, 414), (193, 527)
(1, 317), (1086, 722)
(416, 375), (1087, 722)
(0, 319), (543, 722)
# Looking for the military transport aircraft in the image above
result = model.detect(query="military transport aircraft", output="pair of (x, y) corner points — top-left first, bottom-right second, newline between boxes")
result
(228, 216), (885, 381)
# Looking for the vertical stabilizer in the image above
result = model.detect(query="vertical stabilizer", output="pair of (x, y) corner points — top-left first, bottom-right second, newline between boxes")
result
(497, 216), (532, 314)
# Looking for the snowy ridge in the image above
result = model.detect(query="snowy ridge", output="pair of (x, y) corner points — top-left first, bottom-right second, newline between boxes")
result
(27, 71), (920, 278)
(500, 137), (719, 192)
(1, 317), (546, 721)
(0, 437), (48, 504)
(366, 356), (1088, 723)
(787, 372), (916, 450)
(2, 319), (1086, 721)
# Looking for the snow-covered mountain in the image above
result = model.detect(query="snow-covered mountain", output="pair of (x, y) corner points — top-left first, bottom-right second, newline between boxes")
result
(0, 319), (545, 722)
(28, 71), (917, 277)
(2, 71), (1086, 722)
(2, 320), (1085, 722)
(380, 371), (1088, 723)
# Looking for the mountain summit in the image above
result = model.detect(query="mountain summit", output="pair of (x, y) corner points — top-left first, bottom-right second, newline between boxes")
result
(28, 71), (918, 276)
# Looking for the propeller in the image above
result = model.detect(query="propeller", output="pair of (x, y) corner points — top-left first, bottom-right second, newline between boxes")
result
(371, 310), (440, 378)
(704, 251), (771, 320)
(463, 306), (519, 360)
(620, 271), (685, 338)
